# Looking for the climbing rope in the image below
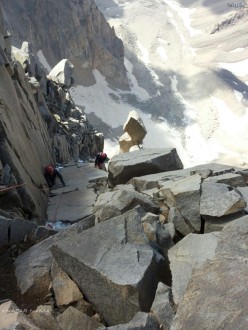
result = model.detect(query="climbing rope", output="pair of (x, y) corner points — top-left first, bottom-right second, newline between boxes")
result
(0, 182), (51, 192)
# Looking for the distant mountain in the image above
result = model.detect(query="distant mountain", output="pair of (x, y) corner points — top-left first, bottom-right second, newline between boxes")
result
(3, 0), (248, 167)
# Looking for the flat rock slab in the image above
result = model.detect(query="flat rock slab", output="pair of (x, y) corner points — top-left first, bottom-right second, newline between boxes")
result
(108, 148), (183, 187)
(200, 182), (246, 218)
(14, 219), (94, 295)
(47, 164), (102, 223)
(168, 232), (220, 305)
(93, 188), (159, 222)
(51, 207), (163, 326)
(131, 163), (238, 192)
(171, 216), (248, 330)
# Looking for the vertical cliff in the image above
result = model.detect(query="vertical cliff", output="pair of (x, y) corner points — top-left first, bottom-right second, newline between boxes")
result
(0, 7), (55, 220)
(2, 0), (128, 87)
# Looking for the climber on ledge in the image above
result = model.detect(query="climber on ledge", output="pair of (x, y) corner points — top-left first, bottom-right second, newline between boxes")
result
(44, 164), (67, 188)
(94, 152), (109, 171)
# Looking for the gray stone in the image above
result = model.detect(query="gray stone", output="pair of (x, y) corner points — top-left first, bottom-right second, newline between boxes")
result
(0, 216), (37, 247)
(35, 226), (57, 242)
(150, 282), (175, 330)
(171, 216), (248, 330)
(0, 300), (39, 329)
(236, 186), (248, 212)
(93, 188), (159, 223)
(0, 217), (10, 246)
(200, 182), (246, 218)
(29, 306), (60, 330)
(57, 306), (103, 330)
(108, 148), (183, 187)
(9, 218), (37, 243)
(119, 132), (134, 153)
(168, 207), (191, 237)
(51, 260), (83, 306)
(204, 172), (246, 187)
(48, 59), (74, 87)
(168, 232), (220, 305)
(159, 174), (202, 232)
(14, 219), (94, 295)
(51, 207), (168, 326)
(204, 211), (246, 233)
(123, 110), (147, 145)
(106, 312), (160, 330)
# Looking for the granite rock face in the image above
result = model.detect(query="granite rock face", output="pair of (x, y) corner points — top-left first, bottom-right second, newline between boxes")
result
(2, 0), (128, 87)
(51, 207), (168, 326)
(108, 148), (183, 187)
(171, 216), (248, 330)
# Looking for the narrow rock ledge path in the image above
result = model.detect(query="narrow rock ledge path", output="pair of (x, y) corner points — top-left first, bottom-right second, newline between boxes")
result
(46, 161), (108, 225)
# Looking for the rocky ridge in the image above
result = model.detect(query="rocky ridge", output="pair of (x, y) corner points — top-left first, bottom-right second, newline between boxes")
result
(2, 0), (128, 88)
(1, 153), (248, 329)
(0, 4), (103, 226)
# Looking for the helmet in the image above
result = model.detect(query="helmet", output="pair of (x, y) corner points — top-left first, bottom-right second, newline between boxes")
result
(46, 165), (54, 175)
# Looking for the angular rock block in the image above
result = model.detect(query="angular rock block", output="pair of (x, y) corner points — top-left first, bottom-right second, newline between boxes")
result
(108, 148), (183, 187)
(51, 207), (167, 326)
(123, 110), (147, 145)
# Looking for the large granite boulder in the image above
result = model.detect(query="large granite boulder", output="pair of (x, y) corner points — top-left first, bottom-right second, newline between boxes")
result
(0, 300), (39, 329)
(0, 216), (37, 246)
(168, 232), (220, 305)
(171, 216), (248, 329)
(200, 182), (246, 218)
(108, 148), (183, 187)
(48, 59), (74, 87)
(123, 110), (147, 145)
(105, 312), (160, 329)
(14, 218), (94, 296)
(57, 306), (103, 330)
(51, 207), (169, 326)
(93, 188), (160, 222)
(150, 282), (175, 330)
(159, 174), (202, 233)
(119, 132), (135, 153)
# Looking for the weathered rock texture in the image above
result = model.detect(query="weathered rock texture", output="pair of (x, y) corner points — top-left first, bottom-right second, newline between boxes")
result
(168, 232), (220, 305)
(51, 207), (168, 326)
(171, 216), (248, 329)
(0, 6), (54, 221)
(108, 148), (183, 187)
(0, 4), (104, 227)
(2, 0), (128, 87)
(119, 110), (147, 153)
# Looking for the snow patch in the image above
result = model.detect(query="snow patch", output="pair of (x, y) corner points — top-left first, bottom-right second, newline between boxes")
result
(163, 0), (202, 37)
(218, 59), (248, 77)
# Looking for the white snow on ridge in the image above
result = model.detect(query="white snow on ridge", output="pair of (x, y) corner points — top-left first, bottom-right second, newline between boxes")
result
(230, 48), (245, 53)
(163, 0), (202, 37)
(211, 96), (248, 152)
(218, 59), (248, 77)
(137, 41), (149, 64)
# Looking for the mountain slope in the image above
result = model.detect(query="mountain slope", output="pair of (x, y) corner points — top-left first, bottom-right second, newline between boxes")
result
(3, 0), (248, 167)
(82, 0), (248, 167)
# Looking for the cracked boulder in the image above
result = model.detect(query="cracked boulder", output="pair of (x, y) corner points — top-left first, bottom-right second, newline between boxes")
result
(14, 219), (94, 296)
(158, 174), (202, 233)
(171, 216), (248, 329)
(108, 148), (183, 187)
(47, 59), (74, 87)
(51, 207), (169, 326)
(123, 110), (147, 144)
(168, 232), (220, 306)
(93, 188), (160, 223)
(200, 182), (246, 218)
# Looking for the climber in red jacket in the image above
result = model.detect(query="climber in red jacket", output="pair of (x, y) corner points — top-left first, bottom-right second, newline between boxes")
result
(44, 165), (67, 188)
(94, 152), (108, 170)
